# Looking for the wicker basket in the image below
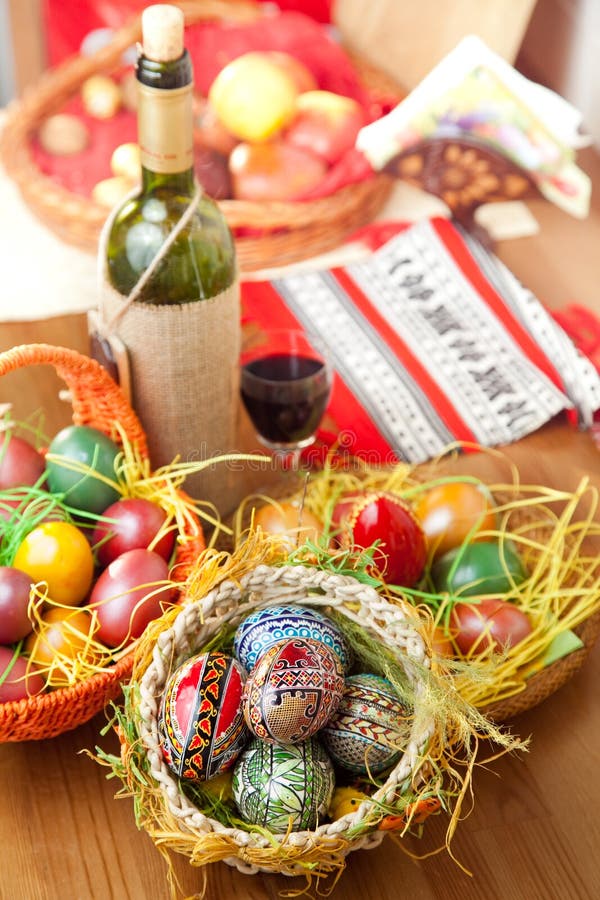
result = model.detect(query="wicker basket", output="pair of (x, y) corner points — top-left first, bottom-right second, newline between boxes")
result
(0, 0), (399, 270)
(126, 563), (439, 877)
(0, 344), (205, 742)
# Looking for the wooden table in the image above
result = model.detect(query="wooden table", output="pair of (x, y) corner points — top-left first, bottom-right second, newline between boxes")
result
(2, 150), (600, 900)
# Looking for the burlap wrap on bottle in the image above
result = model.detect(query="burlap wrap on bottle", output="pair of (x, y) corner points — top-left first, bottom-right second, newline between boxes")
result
(99, 265), (241, 512)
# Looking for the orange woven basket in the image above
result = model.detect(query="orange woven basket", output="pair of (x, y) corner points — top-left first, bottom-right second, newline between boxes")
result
(0, 0), (399, 270)
(0, 344), (205, 742)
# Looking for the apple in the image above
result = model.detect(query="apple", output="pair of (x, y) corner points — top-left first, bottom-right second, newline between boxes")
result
(209, 52), (299, 143)
(229, 140), (327, 201)
(285, 90), (366, 165)
(264, 51), (318, 94)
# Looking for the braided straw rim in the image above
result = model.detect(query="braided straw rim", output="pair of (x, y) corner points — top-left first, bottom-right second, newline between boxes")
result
(0, 1), (398, 267)
(0, 343), (205, 742)
(137, 563), (434, 876)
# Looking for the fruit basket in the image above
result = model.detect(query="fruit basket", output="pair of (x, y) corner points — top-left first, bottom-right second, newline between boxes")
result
(0, 343), (205, 742)
(0, 1), (400, 270)
(98, 543), (521, 886)
(232, 453), (600, 722)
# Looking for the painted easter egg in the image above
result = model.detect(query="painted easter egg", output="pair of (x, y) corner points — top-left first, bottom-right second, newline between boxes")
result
(332, 491), (427, 587)
(320, 673), (411, 775)
(243, 637), (345, 744)
(232, 736), (335, 832)
(158, 652), (249, 781)
(233, 604), (352, 673)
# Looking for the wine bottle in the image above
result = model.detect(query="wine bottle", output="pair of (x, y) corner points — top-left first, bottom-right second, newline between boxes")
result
(105, 4), (236, 302)
(96, 4), (241, 509)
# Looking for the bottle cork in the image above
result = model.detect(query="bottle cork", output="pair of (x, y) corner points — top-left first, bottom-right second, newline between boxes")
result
(141, 4), (185, 62)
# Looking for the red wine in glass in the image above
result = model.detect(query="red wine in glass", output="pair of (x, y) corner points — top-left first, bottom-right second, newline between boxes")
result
(241, 334), (332, 454)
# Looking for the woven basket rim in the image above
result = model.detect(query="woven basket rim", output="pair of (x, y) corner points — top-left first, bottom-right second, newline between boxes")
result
(0, 343), (205, 742)
(134, 562), (436, 875)
(0, 0), (402, 266)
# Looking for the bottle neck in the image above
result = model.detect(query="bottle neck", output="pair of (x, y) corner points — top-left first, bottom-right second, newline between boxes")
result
(136, 50), (195, 194)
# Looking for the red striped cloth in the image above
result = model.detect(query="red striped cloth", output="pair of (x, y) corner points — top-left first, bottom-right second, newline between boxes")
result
(241, 218), (600, 463)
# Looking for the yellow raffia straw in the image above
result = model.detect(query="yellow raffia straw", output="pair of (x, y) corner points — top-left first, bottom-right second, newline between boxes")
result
(26, 584), (113, 687)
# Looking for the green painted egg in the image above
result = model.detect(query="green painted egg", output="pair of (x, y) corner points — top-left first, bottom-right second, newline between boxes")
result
(232, 736), (335, 832)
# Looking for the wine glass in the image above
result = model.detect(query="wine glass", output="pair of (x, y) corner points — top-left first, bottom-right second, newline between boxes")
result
(240, 328), (333, 467)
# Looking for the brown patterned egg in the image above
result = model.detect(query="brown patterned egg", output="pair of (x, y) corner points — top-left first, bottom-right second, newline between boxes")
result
(243, 637), (344, 744)
(320, 673), (411, 775)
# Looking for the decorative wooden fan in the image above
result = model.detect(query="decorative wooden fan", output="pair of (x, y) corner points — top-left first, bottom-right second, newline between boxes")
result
(384, 136), (539, 234)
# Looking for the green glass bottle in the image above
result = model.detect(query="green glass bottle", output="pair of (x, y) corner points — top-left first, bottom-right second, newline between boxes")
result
(105, 4), (236, 303)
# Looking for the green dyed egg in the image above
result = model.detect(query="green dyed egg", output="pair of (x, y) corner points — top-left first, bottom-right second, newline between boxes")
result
(46, 425), (121, 514)
(232, 737), (335, 832)
(432, 540), (527, 597)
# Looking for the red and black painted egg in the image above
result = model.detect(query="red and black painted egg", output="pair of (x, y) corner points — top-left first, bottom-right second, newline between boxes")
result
(158, 652), (249, 781)
(243, 637), (345, 744)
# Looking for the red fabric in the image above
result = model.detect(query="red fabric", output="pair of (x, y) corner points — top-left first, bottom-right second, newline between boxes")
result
(44, 1), (333, 65)
(331, 266), (479, 443)
(345, 218), (575, 423)
(552, 305), (600, 372)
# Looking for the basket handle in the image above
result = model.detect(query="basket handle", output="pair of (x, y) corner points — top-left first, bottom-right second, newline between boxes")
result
(0, 343), (148, 458)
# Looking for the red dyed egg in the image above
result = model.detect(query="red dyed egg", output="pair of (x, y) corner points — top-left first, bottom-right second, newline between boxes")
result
(158, 652), (248, 781)
(243, 637), (344, 744)
(332, 491), (426, 587)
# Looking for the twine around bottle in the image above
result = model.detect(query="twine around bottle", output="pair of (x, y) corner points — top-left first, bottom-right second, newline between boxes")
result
(94, 188), (242, 511)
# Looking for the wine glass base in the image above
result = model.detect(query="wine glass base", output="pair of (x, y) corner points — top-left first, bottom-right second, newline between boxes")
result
(256, 435), (316, 470)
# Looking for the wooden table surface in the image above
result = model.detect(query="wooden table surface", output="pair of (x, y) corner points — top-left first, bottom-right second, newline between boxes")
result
(2, 150), (600, 900)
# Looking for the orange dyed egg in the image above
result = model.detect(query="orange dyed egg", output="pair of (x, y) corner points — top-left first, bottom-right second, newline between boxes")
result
(412, 481), (497, 559)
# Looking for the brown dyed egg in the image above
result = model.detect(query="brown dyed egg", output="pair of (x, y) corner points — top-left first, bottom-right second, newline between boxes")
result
(81, 75), (122, 119)
(243, 637), (344, 744)
(38, 114), (89, 156)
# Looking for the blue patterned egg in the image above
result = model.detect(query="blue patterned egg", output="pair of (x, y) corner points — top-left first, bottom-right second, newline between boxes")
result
(320, 673), (410, 775)
(243, 637), (344, 744)
(158, 652), (249, 781)
(232, 736), (335, 832)
(233, 604), (352, 673)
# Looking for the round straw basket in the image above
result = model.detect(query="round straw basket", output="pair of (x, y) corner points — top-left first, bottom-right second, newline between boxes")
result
(0, 344), (205, 742)
(130, 563), (437, 877)
(479, 486), (600, 722)
(483, 609), (600, 721)
(0, 1), (399, 270)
